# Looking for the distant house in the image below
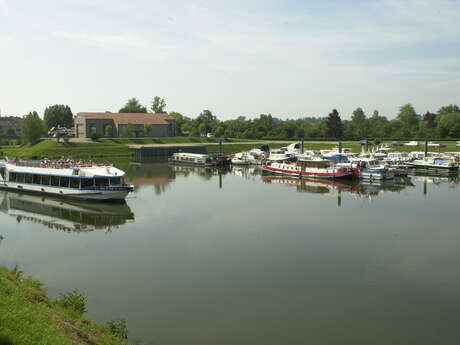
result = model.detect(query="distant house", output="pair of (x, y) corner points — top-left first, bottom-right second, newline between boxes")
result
(74, 112), (176, 138)
(0, 116), (22, 137)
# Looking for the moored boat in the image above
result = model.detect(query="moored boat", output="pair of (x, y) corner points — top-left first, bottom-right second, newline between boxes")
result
(261, 159), (352, 179)
(406, 157), (459, 172)
(0, 160), (133, 201)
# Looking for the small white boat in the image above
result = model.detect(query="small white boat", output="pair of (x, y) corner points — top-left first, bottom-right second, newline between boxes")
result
(231, 152), (251, 165)
(406, 157), (459, 172)
(359, 162), (394, 180)
(268, 149), (293, 162)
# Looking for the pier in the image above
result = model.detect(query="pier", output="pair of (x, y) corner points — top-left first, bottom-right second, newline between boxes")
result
(130, 143), (208, 161)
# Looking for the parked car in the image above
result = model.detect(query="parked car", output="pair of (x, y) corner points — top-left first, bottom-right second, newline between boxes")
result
(391, 141), (402, 146)
(427, 141), (446, 148)
(404, 141), (419, 147)
(456, 141), (460, 147)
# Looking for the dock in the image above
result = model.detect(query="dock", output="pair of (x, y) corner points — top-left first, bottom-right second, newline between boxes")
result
(130, 143), (208, 161)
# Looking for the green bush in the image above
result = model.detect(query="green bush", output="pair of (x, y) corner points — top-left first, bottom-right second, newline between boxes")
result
(58, 289), (87, 316)
(90, 132), (100, 141)
(106, 319), (128, 339)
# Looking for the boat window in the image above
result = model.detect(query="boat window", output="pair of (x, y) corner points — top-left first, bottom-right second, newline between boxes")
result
(24, 174), (33, 184)
(69, 177), (80, 189)
(50, 176), (60, 187)
(9, 172), (16, 182)
(33, 174), (41, 184)
(41, 175), (51, 186)
(95, 178), (109, 186)
(60, 177), (70, 188)
(18, 173), (25, 183)
(109, 177), (121, 185)
(81, 178), (94, 188)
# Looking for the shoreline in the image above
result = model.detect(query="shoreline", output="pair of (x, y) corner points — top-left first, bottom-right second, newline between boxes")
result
(0, 265), (132, 345)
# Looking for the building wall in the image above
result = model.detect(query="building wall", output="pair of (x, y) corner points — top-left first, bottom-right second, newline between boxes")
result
(118, 123), (174, 137)
(84, 119), (117, 137)
(75, 117), (176, 138)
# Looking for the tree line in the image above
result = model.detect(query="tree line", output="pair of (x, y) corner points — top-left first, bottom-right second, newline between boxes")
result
(170, 103), (460, 140)
(16, 97), (460, 145)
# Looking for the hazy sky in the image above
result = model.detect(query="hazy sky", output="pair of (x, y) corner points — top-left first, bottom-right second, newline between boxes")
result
(1, 0), (459, 120)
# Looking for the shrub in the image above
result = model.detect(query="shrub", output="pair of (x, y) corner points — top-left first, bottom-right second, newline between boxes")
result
(90, 132), (100, 141)
(58, 289), (87, 316)
(106, 318), (128, 339)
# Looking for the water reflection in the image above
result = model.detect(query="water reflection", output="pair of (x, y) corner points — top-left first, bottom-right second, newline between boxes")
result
(0, 191), (134, 233)
(125, 162), (176, 194)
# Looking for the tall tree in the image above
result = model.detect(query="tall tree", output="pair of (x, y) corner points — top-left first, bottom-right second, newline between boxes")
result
(325, 109), (343, 139)
(350, 107), (367, 139)
(21, 111), (46, 144)
(119, 98), (147, 113)
(151, 96), (167, 113)
(396, 104), (419, 138)
(437, 113), (460, 138)
(196, 110), (217, 134)
(43, 105), (73, 130)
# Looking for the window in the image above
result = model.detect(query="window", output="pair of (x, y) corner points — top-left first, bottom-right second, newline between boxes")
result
(70, 178), (80, 189)
(60, 177), (70, 188)
(24, 174), (33, 184)
(81, 178), (94, 188)
(95, 178), (109, 186)
(42, 175), (51, 186)
(109, 177), (121, 185)
(33, 174), (41, 184)
(50, 176), (60, 187)
(9, 172), (16, 182)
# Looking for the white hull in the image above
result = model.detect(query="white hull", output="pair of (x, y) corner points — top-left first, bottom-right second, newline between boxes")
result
(0, 182), (129, 201)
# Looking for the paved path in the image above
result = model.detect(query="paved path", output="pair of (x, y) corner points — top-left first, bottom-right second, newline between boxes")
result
(127, 140), (299, 149)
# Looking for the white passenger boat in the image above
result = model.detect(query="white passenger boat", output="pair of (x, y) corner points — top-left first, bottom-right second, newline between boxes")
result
(261, 159), (352, 179)
(0, 160), (133, 201)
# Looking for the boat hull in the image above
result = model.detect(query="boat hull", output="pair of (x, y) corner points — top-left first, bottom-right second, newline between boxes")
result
(0, 182), (130, 201)
(261, 164), (352, 179)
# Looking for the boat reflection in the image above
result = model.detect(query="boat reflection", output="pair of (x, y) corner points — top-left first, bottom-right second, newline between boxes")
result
(0, 191), (134, 233)
(260, 175), (416, 206)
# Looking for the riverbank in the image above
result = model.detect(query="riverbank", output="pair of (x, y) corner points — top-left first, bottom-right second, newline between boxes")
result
(0, 265), (131, 345)
(0, 138), (287, 160)
(1, 138), (459, 160)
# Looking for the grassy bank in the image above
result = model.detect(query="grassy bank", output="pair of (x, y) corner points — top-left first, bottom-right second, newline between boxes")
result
(1, 139), (458, 160)
(0, 266), (131, 345)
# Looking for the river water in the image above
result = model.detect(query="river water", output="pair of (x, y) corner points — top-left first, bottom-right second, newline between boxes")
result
(1, 162), (460, 345)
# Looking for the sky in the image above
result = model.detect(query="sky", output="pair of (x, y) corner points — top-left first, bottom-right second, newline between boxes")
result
(0, 0), (459, 120)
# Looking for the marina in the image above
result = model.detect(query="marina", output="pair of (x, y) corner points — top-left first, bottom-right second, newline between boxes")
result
(1, 161), (460, 345)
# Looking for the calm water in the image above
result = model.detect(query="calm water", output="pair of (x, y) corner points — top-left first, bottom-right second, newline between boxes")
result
(1, 163), (460, 345)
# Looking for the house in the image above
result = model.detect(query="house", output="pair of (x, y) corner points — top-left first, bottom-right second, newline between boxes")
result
(74, 112), (176, 138)
(0, 116), (22, 137)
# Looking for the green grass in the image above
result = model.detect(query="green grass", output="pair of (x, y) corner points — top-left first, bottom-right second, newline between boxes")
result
(0, 266), (131, 345)
(0, 140), (131, 160)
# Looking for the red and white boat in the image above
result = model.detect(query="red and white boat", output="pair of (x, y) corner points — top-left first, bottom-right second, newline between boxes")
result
(261, 160), (352, 179)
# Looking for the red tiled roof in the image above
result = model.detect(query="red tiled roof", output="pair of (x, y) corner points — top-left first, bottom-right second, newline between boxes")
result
(77, 112), (174, 125)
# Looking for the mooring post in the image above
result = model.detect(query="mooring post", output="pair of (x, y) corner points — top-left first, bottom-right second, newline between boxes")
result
(301, 138), (304, 154)
(424, 140), (428, 158)
(219, 140), (223, 156)
(338, 141), (342, 154)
